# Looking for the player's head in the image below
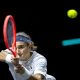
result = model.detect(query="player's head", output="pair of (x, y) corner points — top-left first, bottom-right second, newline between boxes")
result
(16, 32), (37, 60)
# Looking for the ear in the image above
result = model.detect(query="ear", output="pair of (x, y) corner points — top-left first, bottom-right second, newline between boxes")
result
(28, 42), (33, 50)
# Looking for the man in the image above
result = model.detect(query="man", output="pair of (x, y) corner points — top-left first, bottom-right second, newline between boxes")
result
(0, 32), (56, 80)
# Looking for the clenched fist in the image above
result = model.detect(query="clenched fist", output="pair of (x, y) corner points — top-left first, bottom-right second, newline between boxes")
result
(0, 50), (7, 61)
(12, 57), (25, 74)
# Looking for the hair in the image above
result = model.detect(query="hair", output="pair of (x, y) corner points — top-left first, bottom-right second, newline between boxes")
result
(16, 32), (37, 51)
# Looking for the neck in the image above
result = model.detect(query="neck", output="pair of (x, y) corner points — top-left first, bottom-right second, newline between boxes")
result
(20, 52), (32, 61)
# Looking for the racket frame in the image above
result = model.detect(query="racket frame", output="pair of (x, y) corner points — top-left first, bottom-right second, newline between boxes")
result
(3, 15), (16, 57)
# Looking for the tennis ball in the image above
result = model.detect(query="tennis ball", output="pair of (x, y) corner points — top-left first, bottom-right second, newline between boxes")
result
(67, 9), (78, 19)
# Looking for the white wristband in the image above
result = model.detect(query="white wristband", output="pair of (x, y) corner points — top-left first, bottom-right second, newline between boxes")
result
(22, 66), (31, 79)
(5, 54), (13, 63)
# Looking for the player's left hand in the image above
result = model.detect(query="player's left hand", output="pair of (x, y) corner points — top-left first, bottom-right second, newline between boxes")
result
(14, 63), (25, 74)
(12, 57), (25, 74)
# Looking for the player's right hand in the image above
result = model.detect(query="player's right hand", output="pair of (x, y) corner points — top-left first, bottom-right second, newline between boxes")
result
(0, 49), (14, 63)
(0, 50), (7, 61)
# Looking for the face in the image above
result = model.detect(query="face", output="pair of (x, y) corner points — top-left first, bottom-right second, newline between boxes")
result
(16, 41), (31, 61)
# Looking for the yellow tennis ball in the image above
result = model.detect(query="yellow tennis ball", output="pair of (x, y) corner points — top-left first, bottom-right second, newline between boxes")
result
(67, 9), (78, 19)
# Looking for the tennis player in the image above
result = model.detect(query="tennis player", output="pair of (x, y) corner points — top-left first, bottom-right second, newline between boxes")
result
(0, 32), (56, 80)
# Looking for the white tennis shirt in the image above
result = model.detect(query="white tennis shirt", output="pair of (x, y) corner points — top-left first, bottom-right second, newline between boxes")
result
(5, 49), (56, 80)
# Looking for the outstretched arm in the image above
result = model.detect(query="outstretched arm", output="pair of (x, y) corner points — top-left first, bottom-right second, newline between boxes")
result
(12, 58), (45, 80)
(12, 56), (46, 80)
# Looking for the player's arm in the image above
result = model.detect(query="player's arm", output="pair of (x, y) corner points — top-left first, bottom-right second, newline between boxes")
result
(12, 57), (47, 80)
(0, 50), (13, 63)
(13, 63), (45, 80)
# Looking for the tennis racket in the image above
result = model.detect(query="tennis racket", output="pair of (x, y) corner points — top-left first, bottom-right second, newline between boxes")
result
(3, 15), (16, 57)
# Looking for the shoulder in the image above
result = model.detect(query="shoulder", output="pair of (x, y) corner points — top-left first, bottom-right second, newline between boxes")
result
(32, 51), (47, 60)
(32, 51), (47, 64)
